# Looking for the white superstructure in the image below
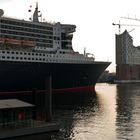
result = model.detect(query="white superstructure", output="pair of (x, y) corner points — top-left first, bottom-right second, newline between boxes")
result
(0, 4), (94, 64)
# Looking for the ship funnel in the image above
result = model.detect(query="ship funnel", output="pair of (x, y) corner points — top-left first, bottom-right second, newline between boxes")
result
(0, 9), (4, 17)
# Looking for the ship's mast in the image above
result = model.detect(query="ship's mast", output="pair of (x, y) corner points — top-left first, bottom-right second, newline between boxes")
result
(33, 2), (39, 22)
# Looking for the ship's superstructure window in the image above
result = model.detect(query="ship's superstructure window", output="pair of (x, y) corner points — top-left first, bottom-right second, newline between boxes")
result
(0, 17), (53, 51)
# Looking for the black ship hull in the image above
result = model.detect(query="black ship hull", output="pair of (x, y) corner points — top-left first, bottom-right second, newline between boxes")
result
(0, 61), (110, 93)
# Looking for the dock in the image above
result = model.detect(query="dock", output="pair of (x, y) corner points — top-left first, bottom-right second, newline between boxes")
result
(0, 121), (59, 139)
(0, 75), (60, 139)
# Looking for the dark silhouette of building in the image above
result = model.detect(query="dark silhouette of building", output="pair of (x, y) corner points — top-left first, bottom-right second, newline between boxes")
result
(116, 30), (140, 81)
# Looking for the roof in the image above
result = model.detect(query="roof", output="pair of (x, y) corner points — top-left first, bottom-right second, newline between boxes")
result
(0, 99), (34, 109)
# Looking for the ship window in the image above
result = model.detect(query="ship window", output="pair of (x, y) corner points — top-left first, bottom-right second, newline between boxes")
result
(36, 53), (38, 56)
(12, 57), (14, 59)
(24, 52), (27, 55)
(12, 52), (15, 54)
(7, 56), (10, 59)
(20, 57), (23, 60)
(16, 57), (18, 59)
(20, 52), (23, 55)
(7, 51), (10, 54)
(43, 59), (45, 61)
(28, 53), (30, 55)
(24, 57), (27, 60)
(16, 52), (18, 54)
(32, 58), (34, 60)
(28, 58), (30, 60)
(2, 56), (5, 59)
(2, 51), (5, 53)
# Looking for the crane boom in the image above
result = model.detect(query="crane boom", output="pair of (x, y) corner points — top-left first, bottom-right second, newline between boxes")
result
(112, 21), (140, 34)
(121, 16), (140, 21)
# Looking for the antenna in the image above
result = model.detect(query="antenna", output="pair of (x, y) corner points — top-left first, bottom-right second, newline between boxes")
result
(33, 2), (39, 22)
(0, 9), (4, 17)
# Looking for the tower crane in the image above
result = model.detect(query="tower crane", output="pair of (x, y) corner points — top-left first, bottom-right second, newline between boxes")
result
(112, 21), (140, 34)
(121, 16), (140, 22)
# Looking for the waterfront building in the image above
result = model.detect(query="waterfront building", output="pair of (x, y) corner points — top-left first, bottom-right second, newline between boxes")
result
(116, 30), (140, 80)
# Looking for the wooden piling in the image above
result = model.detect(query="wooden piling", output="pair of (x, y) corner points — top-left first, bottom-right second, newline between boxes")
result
(32, 88), (37, 120)
(45, 75), (52, 122)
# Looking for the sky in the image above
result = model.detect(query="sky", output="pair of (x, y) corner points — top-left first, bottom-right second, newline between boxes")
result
(1, 0), (140, 72)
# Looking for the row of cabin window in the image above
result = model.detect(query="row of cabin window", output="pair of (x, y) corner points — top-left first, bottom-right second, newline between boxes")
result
(1, 51), (66, 58)
(2, 56), (45, 61)
(1, 51), (45, 56)
(1, 56), (63, 63)
(0, 20), (53, 31)
(1, 55), (85, 63)
(1, 28), (53, 39)
(1, 25), (53, 35)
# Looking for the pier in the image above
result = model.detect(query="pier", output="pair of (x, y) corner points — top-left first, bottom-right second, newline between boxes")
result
(0, 75), (59, 139)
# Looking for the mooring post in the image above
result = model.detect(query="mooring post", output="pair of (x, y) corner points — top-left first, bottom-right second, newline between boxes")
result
(32, 88), (37, 120)
(45, 75), (52, 122)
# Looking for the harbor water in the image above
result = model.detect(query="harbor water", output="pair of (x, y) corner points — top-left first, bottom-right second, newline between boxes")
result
(11, 83), (140, 140)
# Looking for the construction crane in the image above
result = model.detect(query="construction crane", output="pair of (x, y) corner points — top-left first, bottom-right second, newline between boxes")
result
(112, 21), (140, 34)
(121, 16), (140, 21)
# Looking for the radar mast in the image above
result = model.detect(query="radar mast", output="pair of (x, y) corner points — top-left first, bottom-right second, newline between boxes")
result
(33, 2), (39, 22)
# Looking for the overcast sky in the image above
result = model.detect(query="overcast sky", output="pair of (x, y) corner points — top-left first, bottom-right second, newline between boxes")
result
(1, 0), (140, 72)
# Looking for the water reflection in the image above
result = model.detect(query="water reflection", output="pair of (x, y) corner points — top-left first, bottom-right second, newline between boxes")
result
(93, 84), (117, 140)
(116, 84), (140, 140)
(52, 83), (140, 140)
(7, 83), (140, 140)
(53, 84), (118, 140)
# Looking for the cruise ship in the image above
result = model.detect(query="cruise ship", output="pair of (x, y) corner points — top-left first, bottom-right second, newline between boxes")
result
(0, 4), (110, 93)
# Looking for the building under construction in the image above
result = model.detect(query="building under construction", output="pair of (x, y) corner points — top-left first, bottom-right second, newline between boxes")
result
(116, 30), (140, 81)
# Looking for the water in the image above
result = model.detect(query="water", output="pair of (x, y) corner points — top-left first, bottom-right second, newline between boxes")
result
(11, 83), (140, 140)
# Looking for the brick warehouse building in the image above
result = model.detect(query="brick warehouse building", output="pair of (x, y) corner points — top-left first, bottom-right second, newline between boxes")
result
(116, 30), (140, 80)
